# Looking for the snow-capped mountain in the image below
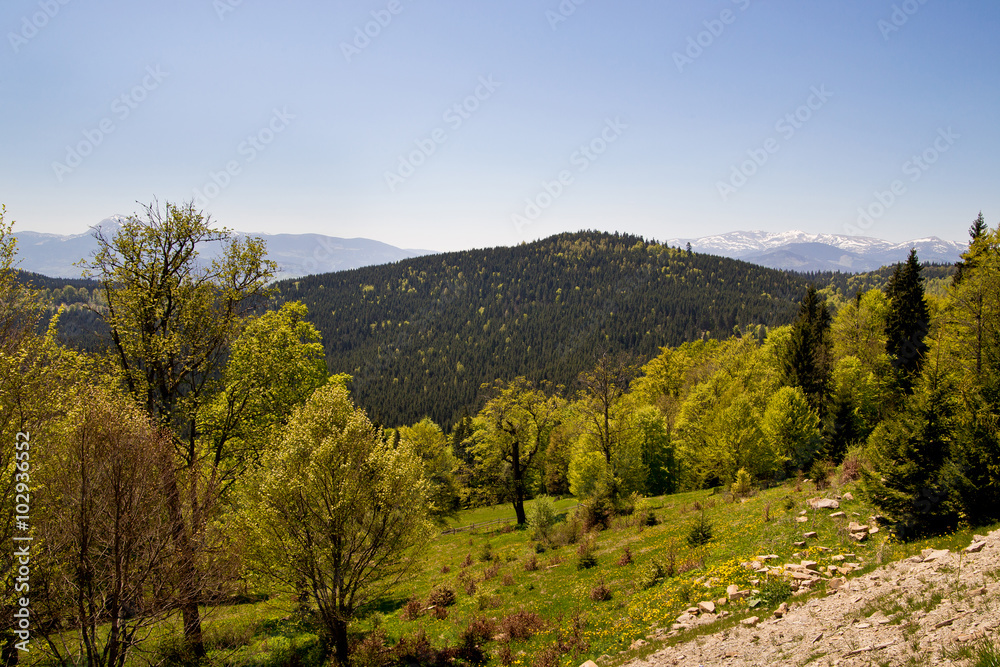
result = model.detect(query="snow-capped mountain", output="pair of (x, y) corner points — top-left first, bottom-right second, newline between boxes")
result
(13, 218), (434, 279)
(666, 230), (965, 272)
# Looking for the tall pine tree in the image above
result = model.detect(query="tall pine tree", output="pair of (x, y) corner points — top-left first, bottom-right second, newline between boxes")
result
(782, 285), (833, 415)
(885, 249), (930, 392)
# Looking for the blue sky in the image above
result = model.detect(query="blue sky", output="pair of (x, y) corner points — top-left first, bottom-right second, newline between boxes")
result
(2, 0), (998, 252)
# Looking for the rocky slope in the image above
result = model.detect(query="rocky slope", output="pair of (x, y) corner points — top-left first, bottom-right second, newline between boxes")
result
(614, 528), (999, 667)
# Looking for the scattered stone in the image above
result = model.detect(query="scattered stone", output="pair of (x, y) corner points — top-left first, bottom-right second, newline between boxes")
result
(922, 548), (951, 562)
(848, 521), (867, 532)
(817, 546), (831, 552)
(966, 541), (987, 554)
(676, 612), (696, 624)
(801, 560), (819, 571)
(850, 531), (867, 542)
(795, 516), (808, 523)
(793, 541), (806, 547)
(698, 601), (716, 614)
(773, 602), (789, 618)
(809, 498), (840, 510)
(868, 527), (880, 535)
(580, 661), (599, 667)
(629, 638), (648, 650)
(828, 577), (847, 592)
(803, 531), (818, 539)
(842, 492), (854, 500)
(740, 616), (760, 626)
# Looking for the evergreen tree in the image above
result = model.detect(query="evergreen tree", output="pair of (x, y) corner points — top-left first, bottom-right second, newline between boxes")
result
(953, 211), (989, 285)
(782, 285), (833, 414)
(885, 249), (930, 392)
(861, 369), (964, 540)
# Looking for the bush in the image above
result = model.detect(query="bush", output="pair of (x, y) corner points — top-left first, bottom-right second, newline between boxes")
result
(458, 616), (495, 655)
(551, 515), (581, 547)
(401, 596), (424, 621)
(483, 560), (502, 580)
(499, 610), (544, 640)
(428, 585), (457, 608)
(523, 554), (539, 571)
(533, 646), (562, 667)
(731, 467), (753, 498)
(755, 577), (792, 606)
(639, 560), (667, 589)
(840, 454), (863, 483)
(577, 494), (613, 531)
(589, 579), (612, 601)
(617, 545), (633, 566)
(462, 576), (477, 596)
(810, 459), (836, 490)
(432, 605), (449, 620)
(528, 495), (558, 542)
(576, 536), (598, 570)
(686, 511), (713, 547)
(479, 542), (494, 562)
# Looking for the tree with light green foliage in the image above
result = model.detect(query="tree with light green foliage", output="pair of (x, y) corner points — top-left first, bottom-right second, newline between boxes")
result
(761, 385), (821, 473)
(245, 381), (434, 665)
(81, 200), (320, 657)
(397, 417), (463, 520)
(472, 377), (563, 525)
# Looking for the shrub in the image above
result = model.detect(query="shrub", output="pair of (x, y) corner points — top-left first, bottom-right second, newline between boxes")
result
(644, 509), (658, 526)
(441, 564), (451, 574)
(686, 511), (713, 547)
(352, 629), (390, 667)
(401, 596), (424, 621)
(639, 560), (666, 589)
(577, 494), (613, 532)
(523, 554), (539, 571)
(589, 579), (612, 602)
(617, 546), (633, 566)
(551, 515), (581, 547)
(461, 553), (473, 568)
(840, 454), (863, 483)
(731, 467), (753, 498)
(755, 577), (792, 606)
(483, 561), (501, 580)
(428, 585), (456, 608)
(528, 495), (558, 542)
(462, 577), (477, 596)
(499, 610), (544, 641)
(479, 542), (494, 562)
(576, 536), (598, 570)
(432, 605), (449, 620)
(533, 646), (561, 667)
(502, 572), (515, 586)
(810, 459), (836, 490)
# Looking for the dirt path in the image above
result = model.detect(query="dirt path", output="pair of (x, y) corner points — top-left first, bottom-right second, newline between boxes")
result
(621, 530), (1000, 667)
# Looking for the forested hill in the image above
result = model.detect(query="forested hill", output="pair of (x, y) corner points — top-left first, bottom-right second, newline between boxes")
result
(275, 231), (814, 427)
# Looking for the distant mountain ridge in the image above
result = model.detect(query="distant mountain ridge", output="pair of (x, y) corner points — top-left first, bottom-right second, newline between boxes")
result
(13, 217), (434, 279)
(667, 230), (964, 272)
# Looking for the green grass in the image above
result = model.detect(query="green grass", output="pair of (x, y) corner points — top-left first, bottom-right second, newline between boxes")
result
(31, 485), (999, 666)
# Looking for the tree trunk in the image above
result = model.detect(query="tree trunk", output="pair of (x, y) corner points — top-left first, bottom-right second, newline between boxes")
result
(1, 626), (19, 667)
(332, 618), (350, 666)
(162, 465), (205, 659)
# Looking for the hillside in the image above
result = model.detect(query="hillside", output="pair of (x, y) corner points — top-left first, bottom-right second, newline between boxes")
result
(275, 231), (815, 427)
